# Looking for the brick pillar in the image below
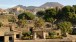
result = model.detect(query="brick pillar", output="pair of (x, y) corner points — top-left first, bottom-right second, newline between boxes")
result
(19, 33), (22, 39)
(12, 33), (17, 42)
(43, 32), (46, 39)
(4, 36), (9, 42)
(34, 32), (37, 39)
(72, 39), (75, 42)
(14, 33), (17, 40)
(12, 32), (17, 40)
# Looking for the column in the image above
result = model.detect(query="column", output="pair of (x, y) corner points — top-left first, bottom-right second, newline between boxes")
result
(43, 32), (46, 39)
(12, 33), (17, 42)
(72, 39), (75, 42)
(13, 32), (17, 40)
(19, 32), (22, 39)
(34, 32), (37, 39)
(12, 34), (15, 42)
(4, 36), (9, 42)
(14, 34), (17, 40)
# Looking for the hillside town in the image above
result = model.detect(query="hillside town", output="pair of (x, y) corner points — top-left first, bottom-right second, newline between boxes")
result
(0, 2), (76, 42)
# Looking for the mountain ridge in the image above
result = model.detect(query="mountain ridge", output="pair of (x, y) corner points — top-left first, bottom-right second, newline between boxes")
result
(40, 2), (63, 8)
(7, 2), (64, 10)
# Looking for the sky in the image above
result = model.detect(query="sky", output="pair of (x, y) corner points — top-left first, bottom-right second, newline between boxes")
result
(0, 0), (76, 9)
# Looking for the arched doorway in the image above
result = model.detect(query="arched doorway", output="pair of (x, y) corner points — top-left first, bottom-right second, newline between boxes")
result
(30, 27), (33, 34)
(0, 36), (4, 42)
(9, 37), (13, 42)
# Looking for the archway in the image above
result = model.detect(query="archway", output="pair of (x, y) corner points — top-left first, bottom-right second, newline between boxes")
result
(0, 36), (4, 42)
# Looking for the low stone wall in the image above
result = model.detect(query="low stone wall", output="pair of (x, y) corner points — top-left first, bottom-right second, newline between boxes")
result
(14, 39), (73, 42)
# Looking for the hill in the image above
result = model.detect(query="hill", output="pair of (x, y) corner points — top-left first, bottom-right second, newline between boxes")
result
(40, 2), (63, 8)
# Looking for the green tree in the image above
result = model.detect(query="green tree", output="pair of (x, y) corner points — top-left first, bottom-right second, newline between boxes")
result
(17, 19), (27, 28)
(36, 11), (45, 17)
(73, 5), (76, 14)
(56, 6), (75, 21)
(67, 12), (76, 23)
(62, 6), (75, 14)
(43, 8), (57, 28)
(57, 21), (72, 37)
(44, 8), (57, 22)
(45, 8), (57, 18)
(44, 17), (55, 28)
(49, 31), (56, 39)
(8, 16), (16, 23)
(18, 12), (35, 20)
(44, 17), (55, 22)
(34, 18), (45, 28)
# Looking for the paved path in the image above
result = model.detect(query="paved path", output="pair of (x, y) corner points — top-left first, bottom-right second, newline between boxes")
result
(14, 39), (72, 42)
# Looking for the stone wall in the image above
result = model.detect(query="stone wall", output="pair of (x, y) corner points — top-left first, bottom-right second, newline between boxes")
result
(0, 27), (10, 36)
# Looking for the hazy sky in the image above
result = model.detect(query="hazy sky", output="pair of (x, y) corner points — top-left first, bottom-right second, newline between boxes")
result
(0, 0), (75, 9)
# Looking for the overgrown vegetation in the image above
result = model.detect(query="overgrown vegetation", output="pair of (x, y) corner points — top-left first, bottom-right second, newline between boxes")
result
(22, 32), (33, 40)
(57, 21), (72, 37)
(18, 12), (35, 20)
(0, 5), (76, 39)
